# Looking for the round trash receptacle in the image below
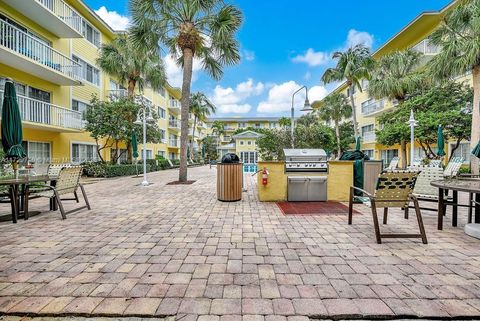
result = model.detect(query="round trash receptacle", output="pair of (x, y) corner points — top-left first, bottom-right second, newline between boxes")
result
(217, 163), (243, 201)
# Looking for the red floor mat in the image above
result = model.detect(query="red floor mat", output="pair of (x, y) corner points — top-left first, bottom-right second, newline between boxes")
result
(277, 201), (360, 215)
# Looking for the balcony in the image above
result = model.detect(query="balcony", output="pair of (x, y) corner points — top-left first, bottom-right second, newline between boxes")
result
(168, 139), (179, 148)
(0, 90), (84, 132)
(222, 135), (232, 142)
(223, 126), (236, 131)
(362, 132), (376, 143)
(168, 120), (180, 130)
(0, 20), (81, 85)
(362, 99), (385, 116)
(3, 0), (83, 38)
(169, 99), (180, 114)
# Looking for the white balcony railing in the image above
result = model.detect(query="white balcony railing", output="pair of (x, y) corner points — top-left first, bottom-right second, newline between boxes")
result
(108, 89), (129, 100)
(169, 120), (180, 128)
(37, 0), (83, 34)
(362, 132), (376, 143)
(222, 135), (232, 141)
(169, 139), (179, 147)
(0, 90), (84, 130)
(361, 99), (385, 115)
(412, 38), (441, 56)
(0, 20), (80, 79)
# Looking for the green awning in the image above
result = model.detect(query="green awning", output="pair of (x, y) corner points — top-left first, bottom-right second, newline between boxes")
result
(132, 130), (139, 159)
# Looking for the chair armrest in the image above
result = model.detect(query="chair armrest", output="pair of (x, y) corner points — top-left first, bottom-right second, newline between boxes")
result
(350, 186), (373, 198)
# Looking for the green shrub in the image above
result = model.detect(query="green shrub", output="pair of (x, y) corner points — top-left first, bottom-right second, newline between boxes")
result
(82, 162), (107, 177)
(104, 164), (151, 178)
(172, 159), (180, 166)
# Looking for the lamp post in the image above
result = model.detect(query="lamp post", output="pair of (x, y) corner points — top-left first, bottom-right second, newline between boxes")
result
(291, 86), (313, 148)
(408, 109), (417, 166)
(134, 96), (154, 186)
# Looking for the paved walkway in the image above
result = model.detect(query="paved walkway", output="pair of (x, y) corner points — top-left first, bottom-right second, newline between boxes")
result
(0, 166), (479, 320)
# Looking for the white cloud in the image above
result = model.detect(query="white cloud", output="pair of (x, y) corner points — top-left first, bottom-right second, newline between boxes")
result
(243, 50), (255, 61)
(346, 29), (374, 49)
(257, 81), (328, 114)
(211, 79), (264, 114)
(218, 104), (252, 114)
(304, 71), (312, 81)
(308, 86), (328, 102)
(95, 6), (130, 31)
(164, 55), (202, 87)
(292, 48), (330, 67)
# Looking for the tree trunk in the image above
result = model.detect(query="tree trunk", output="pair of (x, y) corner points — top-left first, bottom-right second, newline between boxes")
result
(335, 120), (341, 159)
(348, 84), (359, 138)
(127, 79), (136, 98)
(400, 140), (407, 169)
(190, 115), (197, 162)
(470, 65), (480, 175)
(179, 48), (194, 182)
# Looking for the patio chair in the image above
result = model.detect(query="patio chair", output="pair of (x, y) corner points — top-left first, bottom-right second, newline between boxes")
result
(26, 166), (90, 219)
(47, 163), (73, 176)
(429, 159), (442, 168)
(444, 157), (464, 178)
(405, 166), (449, 219)
(348, 170), (427, 244)
(385, 157), (400, 170)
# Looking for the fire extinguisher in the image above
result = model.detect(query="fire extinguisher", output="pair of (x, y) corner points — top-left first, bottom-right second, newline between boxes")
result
(262, 167), (269, 185)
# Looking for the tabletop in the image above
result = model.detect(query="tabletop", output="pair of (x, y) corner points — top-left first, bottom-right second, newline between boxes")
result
(0, 175), (58, 185)
(431, 178), (480, 193)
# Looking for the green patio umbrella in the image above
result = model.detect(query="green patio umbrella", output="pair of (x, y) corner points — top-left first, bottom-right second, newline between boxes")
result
(355, 136), (361, 151)
(1, 80), (26, 173)
(437, 125), (446, 157)
(131, 130), (139, 159)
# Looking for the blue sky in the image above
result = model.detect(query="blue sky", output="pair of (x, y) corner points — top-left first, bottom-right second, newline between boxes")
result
(86, 0), (452, 117)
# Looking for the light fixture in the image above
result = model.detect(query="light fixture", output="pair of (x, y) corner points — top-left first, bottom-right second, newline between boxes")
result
(300, 97), (312, 112)
(134, 115), (142, 125)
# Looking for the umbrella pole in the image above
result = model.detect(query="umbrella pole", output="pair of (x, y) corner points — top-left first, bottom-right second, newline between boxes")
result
(12, 161), (18, 179)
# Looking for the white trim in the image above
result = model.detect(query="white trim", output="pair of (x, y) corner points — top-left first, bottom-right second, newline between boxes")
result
(71, 53), (100, 87)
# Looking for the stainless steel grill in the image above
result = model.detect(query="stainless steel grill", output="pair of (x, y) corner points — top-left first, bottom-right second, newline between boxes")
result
(284, 149), (328, 173)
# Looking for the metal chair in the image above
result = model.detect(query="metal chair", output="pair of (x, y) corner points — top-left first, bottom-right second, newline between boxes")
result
(348, 170), (427, 244)
(47, 163), (73, 176)
(26, 166), (90, 219)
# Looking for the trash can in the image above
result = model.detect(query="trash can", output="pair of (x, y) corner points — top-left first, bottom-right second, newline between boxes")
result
(217, 153), (243, 202)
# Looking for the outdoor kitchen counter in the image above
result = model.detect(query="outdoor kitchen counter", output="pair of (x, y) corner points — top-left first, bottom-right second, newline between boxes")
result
(257, 161), (354, 202)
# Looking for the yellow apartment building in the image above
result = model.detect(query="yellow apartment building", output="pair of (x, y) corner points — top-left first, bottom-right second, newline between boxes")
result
(317, 0), (473, 167)
(0, 0), (204, 165)
(206, 117), (281, 164)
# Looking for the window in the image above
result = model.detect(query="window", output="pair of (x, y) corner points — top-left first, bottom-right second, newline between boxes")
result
(158, 87), (166, 97)
(82, 20), (100, 47)
(72, 55), (100, 85)
(28, 87), (50, 103)
(158, 150), (166, 157)
(450, 142), (471, 164)
(72, 99), (89, 119)
(159, 129), (166, 141)
(157, 107), (166, 119)
(254, 123), (261, 128)
(170, 152), (176, 160)
(381, 149), (399, 167)
(22, 141), (50, 164)
(72, 143), (100, 163)
(141, 149), (153, 159)
(362, 149), (374, 159)
(239, 122), (246, 128)
(361, 124), (374, 136)
(110, 148), (128, 164)
(269, 122), (277, 128)
(239, 140), (244, 145)
(413, 147), (427, 162)
(247, 141), (252, 145)
(240, 151), (258, 164)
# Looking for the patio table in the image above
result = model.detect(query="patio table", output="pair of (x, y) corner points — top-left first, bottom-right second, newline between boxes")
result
(431, 178), (480, 230)
(0, 175), (58, 223)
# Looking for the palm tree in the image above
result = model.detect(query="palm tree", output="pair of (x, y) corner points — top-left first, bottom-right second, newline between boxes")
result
(428, 0), (480, 174)
(278, 117), (291, 128)
(321, 44), (374, 138)
(317, 93), (352, 158)
(97, 33), (166, 97)
(211, 120), (226, 159)
(189, 92), (216, 161)
(368, 49), (423, 167)
(130, 0), (243, 182)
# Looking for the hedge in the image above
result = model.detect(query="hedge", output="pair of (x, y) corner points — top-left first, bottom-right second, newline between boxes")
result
(83, 162), (154, 178)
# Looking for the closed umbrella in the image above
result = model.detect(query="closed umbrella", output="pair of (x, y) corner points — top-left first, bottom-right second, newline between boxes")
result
(355, 136), (361, 151)
(131, 130), (139, 159)
(472, 103), (480, 158)
(1, 80), (26, 175)
(437, 125), (446, 157)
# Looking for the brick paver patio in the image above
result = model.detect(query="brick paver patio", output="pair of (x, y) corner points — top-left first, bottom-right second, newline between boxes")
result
(0, 166), (480, 320)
